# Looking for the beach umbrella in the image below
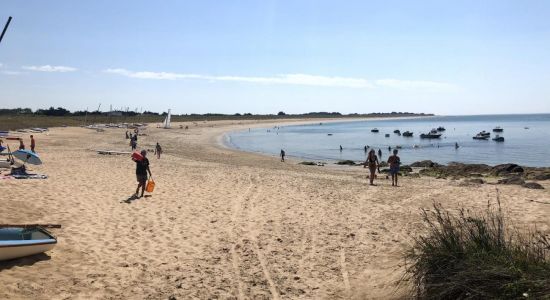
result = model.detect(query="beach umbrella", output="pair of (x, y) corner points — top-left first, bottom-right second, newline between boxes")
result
(12, 150), (42, 165)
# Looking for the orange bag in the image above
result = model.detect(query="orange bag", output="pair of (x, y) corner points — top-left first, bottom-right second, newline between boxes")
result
(145, 179), (155, 193)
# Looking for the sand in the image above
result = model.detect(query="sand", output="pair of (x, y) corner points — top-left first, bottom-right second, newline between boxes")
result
(1, 119), (549, 299)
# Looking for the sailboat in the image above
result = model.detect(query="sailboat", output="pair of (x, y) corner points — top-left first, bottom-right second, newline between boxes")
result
(162, 109), (171, 129)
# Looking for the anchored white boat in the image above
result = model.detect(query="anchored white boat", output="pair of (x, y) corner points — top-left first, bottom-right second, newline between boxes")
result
(0, 226), (57, 261)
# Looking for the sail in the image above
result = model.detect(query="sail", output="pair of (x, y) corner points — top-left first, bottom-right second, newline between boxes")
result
(162, 109), (171, 129)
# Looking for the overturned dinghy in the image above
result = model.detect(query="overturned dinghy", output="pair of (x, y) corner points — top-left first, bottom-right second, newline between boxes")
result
(0, 226), (57, 261)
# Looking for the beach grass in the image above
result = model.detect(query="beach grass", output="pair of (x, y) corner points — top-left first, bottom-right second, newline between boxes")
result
(402, 194), (550, 299)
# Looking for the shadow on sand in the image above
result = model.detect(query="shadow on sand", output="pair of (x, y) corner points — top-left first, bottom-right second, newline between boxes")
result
(121, 194), (152, 204)
(0, 253), (51, 271)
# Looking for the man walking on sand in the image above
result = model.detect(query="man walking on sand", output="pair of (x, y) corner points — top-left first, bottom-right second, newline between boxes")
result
(134, 150), (152, 198)
(388, 149), (401, 186)
(280, 149), (285, 162)
(30, 135), (36, 152)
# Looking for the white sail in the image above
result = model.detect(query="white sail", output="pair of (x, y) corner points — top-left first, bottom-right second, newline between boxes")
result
(163, 109), (171, 129)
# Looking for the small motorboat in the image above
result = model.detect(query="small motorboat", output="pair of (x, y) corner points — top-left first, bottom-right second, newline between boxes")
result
(393, 129), (401, 134)
(492, 135), (505, 142)
(479, 130), (491, 137)
(0, 226), (57, 261)
(437, 126), (446, 131)
(420, 129), (442, 139)
(371, 128), (379, 133)
(402, 131), (413, 137)
(385, 134), (390, 137)
(473, 134), (489, 140)
(327, 133), (333, 136)
(493, 126), (504, 132)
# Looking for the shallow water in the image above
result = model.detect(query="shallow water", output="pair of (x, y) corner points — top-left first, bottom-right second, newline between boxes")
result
(225, 114), (550, 167)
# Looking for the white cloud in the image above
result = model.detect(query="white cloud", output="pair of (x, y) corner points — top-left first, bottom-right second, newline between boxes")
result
(22, 65), (77, 72)
(103, 68), (455, 91)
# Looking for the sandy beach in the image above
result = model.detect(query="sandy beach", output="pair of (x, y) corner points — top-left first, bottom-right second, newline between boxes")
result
(1, 119), (549, 300)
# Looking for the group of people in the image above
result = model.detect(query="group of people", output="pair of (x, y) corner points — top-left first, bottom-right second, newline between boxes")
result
(364, 149), (401, 186)
(280, 146), (402, 186)
(17, 135), (36, 152)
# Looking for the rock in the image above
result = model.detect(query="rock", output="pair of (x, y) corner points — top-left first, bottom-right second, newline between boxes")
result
(497, 176), (525, 185)
(336, 160), (356, 165)
(168, 295), (177, 300)
(410, 160), (439, 168)
(400, 165), (413, 173)
(299, 161), (316, 166)
(492, 163), (524, 176)
(465, 178), (485, 184)
(380, 168), (390, 173)
(522, 182), (544, 189)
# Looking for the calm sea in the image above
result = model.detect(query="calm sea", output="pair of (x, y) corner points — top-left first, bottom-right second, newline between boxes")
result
(225, 114), (550, 167)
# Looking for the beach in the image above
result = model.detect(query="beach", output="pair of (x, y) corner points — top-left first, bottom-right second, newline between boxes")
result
(1, 119), (549, 299)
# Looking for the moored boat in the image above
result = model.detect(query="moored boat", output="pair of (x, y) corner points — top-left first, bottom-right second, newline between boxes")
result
(393, 129), (401, 134)
(437, 126), (446, 131)
(492, 135), (505, 142)
(420, 129), (442, 139)
(493, 126), (503, 132)
(473, 134), (489, 140)
(0, 226), (57, 261)
(385, 133), (390, 137)
(371, 128), (379, 133)
(402, 131), (413, 137)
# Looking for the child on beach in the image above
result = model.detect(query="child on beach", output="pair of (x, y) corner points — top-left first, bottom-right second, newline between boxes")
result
(30, 135), (36, 152)
(19, 139), (25, 150)
(155, 142), (162, 159)
(387, 149), (401, 186)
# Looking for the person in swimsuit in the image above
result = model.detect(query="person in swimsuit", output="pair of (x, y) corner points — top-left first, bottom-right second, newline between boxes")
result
(30, 135), (36, 152)
(19, 139), (25, 150)
(154, 142), (162, 159)
(134, 150), (152, 198)
(387, 149), (401, 186)
(364, 149), (379, 185)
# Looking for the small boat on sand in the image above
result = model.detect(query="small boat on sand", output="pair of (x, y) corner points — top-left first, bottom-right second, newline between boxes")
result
(420, 129), (442, 139)
(402, 131), (413, 137)
(492, 135), (505, 142)
(371, 128), (379, 133)
(0, 226), (57, 261)
(493, 126), (503, 132)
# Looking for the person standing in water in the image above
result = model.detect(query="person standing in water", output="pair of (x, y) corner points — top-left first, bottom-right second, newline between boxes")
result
(364, 145), (367, 153)
(340, 145), (343, 152)
(30, 135), (36, 152)
(378, 149), (382, 159)
(134, 150), (152, 198)
(387, 149), (401, 187)
(364, 149), (379, 185)
(154, 142), (162, 159)
(280, 149), (286, 162)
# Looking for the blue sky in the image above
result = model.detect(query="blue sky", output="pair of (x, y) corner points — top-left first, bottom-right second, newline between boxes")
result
(1, 0), (549, 115)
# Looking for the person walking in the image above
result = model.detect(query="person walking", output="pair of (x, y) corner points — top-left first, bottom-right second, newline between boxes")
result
(134, 150), (152, 198)
(30, 135), (36, 152)
(155, 142), (162, 159)
(280, 149), (285, 162)
(387, 149), (401, 186)
(364, 149), (379, 185)
(130, 135), (137, 151)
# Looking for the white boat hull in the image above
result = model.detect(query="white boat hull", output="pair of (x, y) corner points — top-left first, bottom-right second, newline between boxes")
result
(0, 241), (56, 261)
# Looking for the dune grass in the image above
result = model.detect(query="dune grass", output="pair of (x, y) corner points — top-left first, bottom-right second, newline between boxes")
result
(402, 191), (550, 299)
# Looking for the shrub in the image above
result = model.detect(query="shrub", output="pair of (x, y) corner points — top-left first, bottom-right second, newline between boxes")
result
(402, 193), (550, 299)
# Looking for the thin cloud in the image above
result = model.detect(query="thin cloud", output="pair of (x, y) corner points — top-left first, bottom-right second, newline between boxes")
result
(23, 65), (77, 72)
(104, 68), (455, 91)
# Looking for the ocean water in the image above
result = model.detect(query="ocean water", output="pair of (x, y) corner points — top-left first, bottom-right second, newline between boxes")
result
(225, 114), (550, 167)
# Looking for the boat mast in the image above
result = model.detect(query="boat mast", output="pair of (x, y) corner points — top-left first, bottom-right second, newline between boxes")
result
(0, 16), (12, 46)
